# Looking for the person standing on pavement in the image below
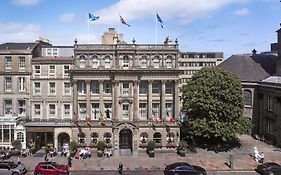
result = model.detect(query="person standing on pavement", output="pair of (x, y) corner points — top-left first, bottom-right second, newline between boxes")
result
(118, 162), (123, 175)
(68, 156), (72, 167)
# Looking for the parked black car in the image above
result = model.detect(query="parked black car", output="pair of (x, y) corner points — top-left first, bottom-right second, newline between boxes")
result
(256, 162), (281, 175)
(0, 152), (12, 160)
(164, 162), (206, 175)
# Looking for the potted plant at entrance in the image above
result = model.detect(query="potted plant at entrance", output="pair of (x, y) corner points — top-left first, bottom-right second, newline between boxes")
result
(147, 140), (155, 157)
(177, 140), (187, 157)
(69, 141), (78, 157)
(97, 140), (106, 157)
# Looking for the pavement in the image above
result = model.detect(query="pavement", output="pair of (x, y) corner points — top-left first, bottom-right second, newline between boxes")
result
(15, 135), (281, 172)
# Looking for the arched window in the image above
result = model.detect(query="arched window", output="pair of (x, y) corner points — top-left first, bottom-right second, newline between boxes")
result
(141, 56), (147, 68)
(78, 132), (86, 143)
(91, 132), (98, 143)
(244, 89), (252, 107)
(153, 132), (161, 144)
(154, 56), (160, 68)
(92, 55), (99, 68)
(123, 55), (129, 68)
(166, 132), (175, 143)
(166, 56), (172, 68)
(79, 55), (85, 68)
(140, 132), (148, 143)
(104, 56), (111, 68)
(104, 132), (112, 144)
(17, 132), (24, 142)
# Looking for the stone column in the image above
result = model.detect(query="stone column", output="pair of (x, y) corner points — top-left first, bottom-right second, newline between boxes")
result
(86, 80), (91, 116)
(99, 80), (105, 117)
(174, 80), (180, 120)
(113, 81), (119, 122)
(54, 136), (58, 150)
(147, 80), (153, 120)
(73, 80), (78, 115)
(133, 81), (139, 122)
(161, 80), (166, 120)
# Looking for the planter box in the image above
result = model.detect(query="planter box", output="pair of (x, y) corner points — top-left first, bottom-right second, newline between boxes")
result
(178, 150), (186, 157)
(148, 150), (155, 157)
(97, 150), (103, 157)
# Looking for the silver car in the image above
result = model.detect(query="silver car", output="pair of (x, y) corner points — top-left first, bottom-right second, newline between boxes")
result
(0, 161), (27, 175)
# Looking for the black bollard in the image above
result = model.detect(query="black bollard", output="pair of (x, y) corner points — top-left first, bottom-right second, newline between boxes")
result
(229, 154), (234, 169)
(118, 162), (123, 175)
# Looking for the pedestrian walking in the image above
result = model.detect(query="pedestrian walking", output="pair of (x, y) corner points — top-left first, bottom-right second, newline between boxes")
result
(44, 153), (48, 161)
(16, 157), (21, 165)
(68, 156), (72, 167)
(118, 162), (123, 175)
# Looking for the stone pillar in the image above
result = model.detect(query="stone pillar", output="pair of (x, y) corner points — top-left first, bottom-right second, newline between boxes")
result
(73, 80), (78, 114)
(161, 80), (166, 120)
(133, 81), (139, 122)
(99, 81), (105, 117)
(174, 80), (180, 120)
(147, 80), (153, 120)
(54, 136), (58, 150)
(86, 80), (91, 116)
(113, 81), (119, 122)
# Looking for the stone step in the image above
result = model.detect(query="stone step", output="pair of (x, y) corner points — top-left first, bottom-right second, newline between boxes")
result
(119, 149), (132, 156)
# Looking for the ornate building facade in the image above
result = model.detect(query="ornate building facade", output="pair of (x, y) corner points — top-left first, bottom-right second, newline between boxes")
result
(70, 37), (181, 155)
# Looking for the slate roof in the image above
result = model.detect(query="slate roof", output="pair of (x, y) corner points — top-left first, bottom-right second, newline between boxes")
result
(0, 42), (37, 50)
(218, 54), (276, 82)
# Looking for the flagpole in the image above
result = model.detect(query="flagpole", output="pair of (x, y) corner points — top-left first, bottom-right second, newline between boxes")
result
(87, 17), (90, 44)
(155, 12), (158, 44)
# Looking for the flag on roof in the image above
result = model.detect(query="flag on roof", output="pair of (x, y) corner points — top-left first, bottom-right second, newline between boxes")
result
(120, 15), (130, 27)
(156, 13), (164, 28)
(89, 13), (100, 21)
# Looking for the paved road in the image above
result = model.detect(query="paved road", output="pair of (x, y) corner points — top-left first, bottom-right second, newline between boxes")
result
(26, 170), (260, 175)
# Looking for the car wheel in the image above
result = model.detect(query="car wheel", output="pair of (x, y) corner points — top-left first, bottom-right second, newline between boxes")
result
(34, 173), (42, 175)
(12, 172), (19, 175)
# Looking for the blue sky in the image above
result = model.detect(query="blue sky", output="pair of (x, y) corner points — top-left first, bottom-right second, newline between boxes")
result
(0, 0), (280, 58)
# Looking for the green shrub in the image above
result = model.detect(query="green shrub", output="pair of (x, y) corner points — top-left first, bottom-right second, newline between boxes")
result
(69, 141), (78, 152)
(96, 140), (106, 151)
(147, 140), (156, 152)
(11, 140), (22, 150)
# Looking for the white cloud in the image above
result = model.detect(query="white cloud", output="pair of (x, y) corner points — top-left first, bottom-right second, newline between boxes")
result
(0, 22), (41, 43)
(59, 13), (76, 22)
(93, 0), (250, 26)
(233, 8), (250, 16)
(10, 0), (41, 6)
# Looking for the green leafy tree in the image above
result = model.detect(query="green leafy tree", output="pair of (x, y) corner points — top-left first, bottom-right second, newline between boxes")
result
(181, 67), (251, 142)
(12, 139), (22, 150)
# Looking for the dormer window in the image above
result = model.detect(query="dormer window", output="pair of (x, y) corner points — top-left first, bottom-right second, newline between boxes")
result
(154, 56), (160, 68)
(104, 56), (111, 68)
(92, 56), (99, 68)
(123, 56), (129, 68)
(141, 56), (147, 68)
(166, 56), (172, 68)
(79, 56), (85, 68)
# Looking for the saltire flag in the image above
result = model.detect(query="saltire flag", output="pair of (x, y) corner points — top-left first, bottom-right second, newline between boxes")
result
(89, 13), (100, 21)
(120, 15), (130, 27)
(156, 13), (164, 28)
(73, 112), (79, 122)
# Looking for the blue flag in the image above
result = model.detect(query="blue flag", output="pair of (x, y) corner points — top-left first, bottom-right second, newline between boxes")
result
(89, 13), (99, 21)
(120, 15), (130, 27)
(156, 13), (164, 28)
